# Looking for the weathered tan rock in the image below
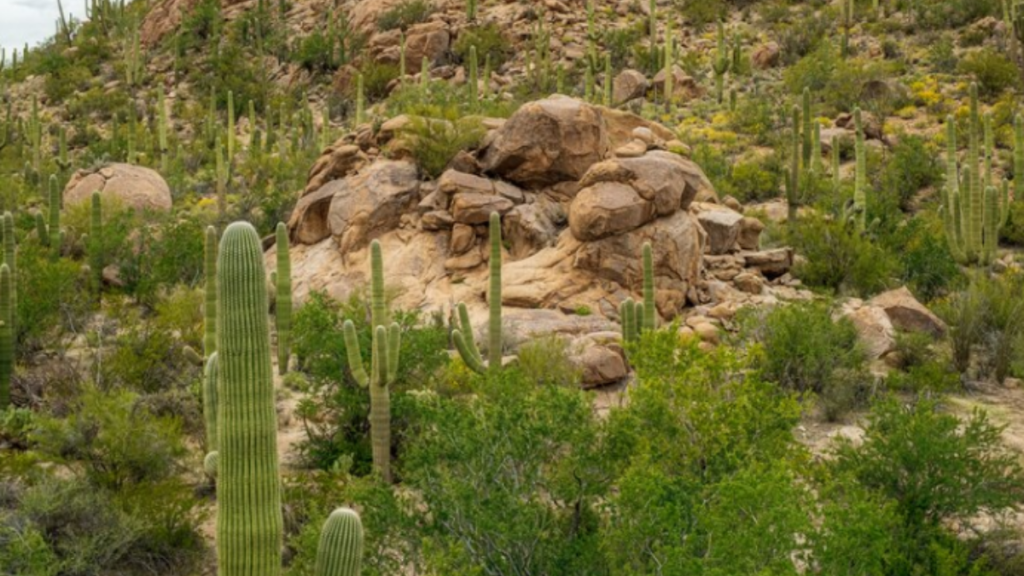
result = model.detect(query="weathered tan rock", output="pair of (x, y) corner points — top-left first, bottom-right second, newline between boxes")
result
(697, 206), (744, 255)
(503, 197), (564, 259)
(737, 217), (765, 250)
(450, 193), (514, 224)
(752, 41), (781, 69)
(305, 143), (368, 195)
(421, 210), (454, 230)
(579, 151), (703, 216)
(574, 344), (628, 388)
(351, 0), (408, 34)
(613, 69), (648, 104)
(64, 163), (172, 212)
(140, 0), (196, 46)
(846, 305), (896, 359)
(614, 139), (647, 158)
(450, 224), (476, 255)
(869, 286), (946, 336)
(652, 65), (704, 100)
(741, 248), (793, 277)
(733, 272), (764, 294)
(600, 106), (676, 147)
(326, 160), (421, 254)
(482, 96), (610, 188)
(438, 169), (494, 198)
(289, 185), (337, 245)
(569, 182), (655, 241)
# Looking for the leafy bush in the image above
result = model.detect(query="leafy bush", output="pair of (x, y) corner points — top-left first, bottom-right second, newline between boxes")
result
(723, 155), (783, 203)
(401, 113), (486, 179)
(16, 243), (93, 356)
(958, 48), (1020, 99)
(938, 273), (1024, 381)
(909, 0), (1000, 30)
(453, 23), (512, 69)
(784, 44), (899, 114)
(179, 0), (222, 52)
(831, 396), (1024, 573)
(516, 334), (582, 388)
(881, 134), (940, 210)
(883, 216), (962, 302)
(788, 214), (898, 296)
(377, 0), (434, 31)
(738, 301), (870, 419)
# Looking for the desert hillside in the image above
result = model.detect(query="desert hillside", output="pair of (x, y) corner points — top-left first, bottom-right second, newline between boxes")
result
(3, 0), (1024, 575)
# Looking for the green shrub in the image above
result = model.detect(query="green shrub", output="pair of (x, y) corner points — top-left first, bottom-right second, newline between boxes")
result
(831, 396), (1024, 573)
(677, 0), (728, 30)
(377, 0), (433, 31)
(738, 300), (870, 419)
(776, 10), (833, 65)
(909, 0), (1000, 30)
(927, 35), (958, 73)
(179, 0), (222, 51)
(356, 61), (401, 102)
(958, 48), (1020, 99)
(453, 23), (512, 69)
(883, 216), (962, 302)
(784, 44), (898, 114)
(1000, 197), (1024, 245)
(723, 155), (783, 203)
(729, 97), (782, 146)
(938, 273), (1024, 381)
(401, 113), (486, 179)
(788, 214), (898, 296)
(16, 243), (93, 356)
(294, 28), (339, 74)
(516, 335), (582, 388)
(881, 134), (940, 210)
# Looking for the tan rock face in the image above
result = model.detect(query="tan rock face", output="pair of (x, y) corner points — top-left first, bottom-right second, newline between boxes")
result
(869, 286), (946, 336)
(482, 96), (610, 188)
(305, 143), (368, 195)
(752, 41), (781, 69)
(327, 160), (421, 254)
(141, 0), (197, 46)
(612, 69), (648, 104)
(574, 344), (628, 388)
(696, 206), (744, 255)
(350, 0), (409, 34)
(64, 163), (172, 212)
(503, 197), (564, 259)
(569, 182), (655, 242)
(450, 193), (514, 224)
(845, 304), (896, 359)
(652, 65), (704, 101)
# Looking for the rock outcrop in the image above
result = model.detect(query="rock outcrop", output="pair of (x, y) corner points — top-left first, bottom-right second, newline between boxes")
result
(64, 163), (172, 212)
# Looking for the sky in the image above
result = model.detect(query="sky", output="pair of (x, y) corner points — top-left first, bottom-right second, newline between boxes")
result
(0, 0), (66, 54)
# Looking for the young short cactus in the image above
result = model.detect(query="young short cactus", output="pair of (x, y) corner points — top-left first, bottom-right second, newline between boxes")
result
(204, 352), (219, 453)
(342, 240), (400, 482)
(275, 223), (292, 375)
(215, 222), (283, 576)
(453, 212), (503, 376)
(0, 265), (10, 407)
(621, 243), (656, 343)
(315, 508), (365, 576)
(853, 107), (867, 231)
(204, 226), (218, 358)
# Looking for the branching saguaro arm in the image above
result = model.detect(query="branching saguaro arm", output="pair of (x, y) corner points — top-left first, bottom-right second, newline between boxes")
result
(342, 240), (400, 482)
(453, 212), (503, 375)
(215, 222), (283, 576)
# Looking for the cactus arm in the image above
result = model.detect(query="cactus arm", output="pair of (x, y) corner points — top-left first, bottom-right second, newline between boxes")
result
(369, 241), (386, 330)
(487, 212), (502, 375)
(204, 352), (219, 452)
(35, 213), (48, 247)
(370, 324), (392, 481)
(802, 88), (812, 168)
(204, 226), (218, 357)
(455, 302), (483, 366)
(454, 329), (487, 374)
(788, 105), (801, 223)
(343, 320), (369, 388)
(386, 322), (401, 384)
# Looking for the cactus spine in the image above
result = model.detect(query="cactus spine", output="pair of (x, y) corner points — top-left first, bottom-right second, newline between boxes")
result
(89, 192), (102, 295)
(205, 226), (218, 358)
(275, 223), (292, 375)
(342, 240), (400, 482)
(0, 265), (10, 407)
(712, 21), (732, 104)
(315, 508), (364, 576)
(215, 222), (283, 576)
(453, 212), (503, 376)
(204, 352), (219, 453)
(854, 107), (867, 231)
(621, 242), (656, 343)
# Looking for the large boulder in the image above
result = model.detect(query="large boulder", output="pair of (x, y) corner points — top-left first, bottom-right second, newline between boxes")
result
(450, 192), (514, 224)
(612, 69), (648, 104)
(482, 96), (610, 188)
(869, 286), (946, 336)
(696, 205), (744, 255)
(578, 152), (699, 216)
(373, 20), (450, 66)
(64, 163), (172, 212)
(305, 142), (368, 195)
(326, 160), (421, 254)
(844, 304), (896, 359)
(569, 182), (655, 241)
(350, 0), (408, 34)
(503, 197), (564, 259)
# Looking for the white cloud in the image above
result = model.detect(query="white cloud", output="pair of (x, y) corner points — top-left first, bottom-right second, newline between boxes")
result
(0, 0), (66, 53)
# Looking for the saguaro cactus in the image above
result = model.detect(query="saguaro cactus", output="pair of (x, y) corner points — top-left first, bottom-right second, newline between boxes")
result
(204, 352), (219, 453)
(620, 242), (656, 343)
(853, 107), (867, 231)
(712, 21), (732, 104)
(204, 226), (218, 358)
(786, 105), (801, 223)
(275, 223), (292, 375)
(802, 88), (813, 168)
(0, 265), (10, 407)
(1015, 114), (1024, 202)
(215, 222), (283, 576)
(453, 212), (503, 375)
(315, 508), (364, 576)
(342, 240), (400, 482)
(3, 212), (15, 338)
(44, 175), (61, 258)
(89, 192), (102, 295)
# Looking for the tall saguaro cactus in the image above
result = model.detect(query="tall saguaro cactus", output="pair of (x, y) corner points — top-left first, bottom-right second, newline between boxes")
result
(786, 105), (801, 223)
(712, 21), (732, 104)
(343, 240), (400, 482)
(315, 508), (364, 576)
(89, 192), (103, 295)
(0, 265), (10, 408)
(275, 223), (292, 375)
(215, 222), (283, 576)
(204, 226), (218, 358)
(453, 212), (503, 376)
(621, 242), (656, 343)
(853, 107), (867, 231)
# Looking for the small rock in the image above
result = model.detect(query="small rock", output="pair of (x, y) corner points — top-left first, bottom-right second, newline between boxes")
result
(733, 272), (763, 295)
(421, 210), (454, 230)
(694, 323), (720, 344)
(614, 139), (648, 158)
(613, 69), (648, 104)
(450, 223), (476, 255)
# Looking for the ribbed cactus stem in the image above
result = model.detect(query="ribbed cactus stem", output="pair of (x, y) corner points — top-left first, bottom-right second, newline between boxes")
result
(227, 90), (236, 160)
(984, 112), (994, 189)
(854, 107), (867, 232)
(787, 105), (800, 223)
(832, 135), (841, 190)
(802, 88), (812, 168)
(969, 83), (982, 256)
(204, 352), (219, 452)
(341, 240), (399, 482)
(664, 19), (674, 111)
(943, 116), (967, 264)
(0, 265), (10, 407)
(204, 226), (218, 357)
(35, 213), (48, 247)
(275, 223), (291, 375)
(620, 299), (637, 343)
(811, 122), (822, 175)
(89, 193), (102, 295)
(487, 212), (502, 374)
(712, 21), (731, 104)
(468, 45), (478, 107)
(642, 243), (655, 331)
(315, 508), (364, 576)
(215, 222), (283, 576)
(603, 53), (612, 107)
(204, 451), (218, 479)
(48, 175), (60, 259)
(3, 212), (15, 340)
(984, 185), (1000, 265)
(1015, 115), (1024, 202)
